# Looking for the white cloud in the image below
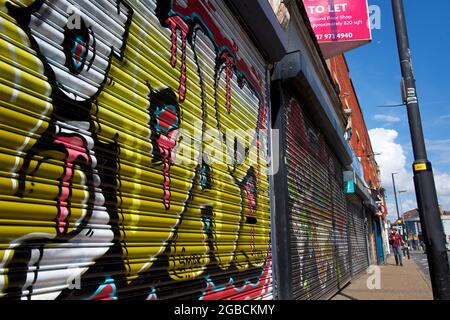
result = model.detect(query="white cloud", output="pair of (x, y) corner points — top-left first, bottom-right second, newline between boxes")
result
(434, 171), (450, 210)
(373, 114), (401, 123)
(426, 139), (450, 165)
(432, 114), (450, 126)
(369, 128), (415, 221)
(384, 198), (416, 223)
(427, 139), (450, 151)
(401, 199), (417, 212)
(369, 128), (450, 219)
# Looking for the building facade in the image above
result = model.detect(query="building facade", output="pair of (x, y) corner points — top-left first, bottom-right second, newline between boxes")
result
(271, 1), (379, 298)
(328, 54), (388, 265)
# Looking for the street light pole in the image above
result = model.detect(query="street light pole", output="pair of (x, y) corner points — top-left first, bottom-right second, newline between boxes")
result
(392, 173), (405, 239)
(398, 190), (407, 215)
(398, 190), (410, 259)
(391, 0), (450, 299)
(398, 190), (408, 235)
(391, 172), (400, 221)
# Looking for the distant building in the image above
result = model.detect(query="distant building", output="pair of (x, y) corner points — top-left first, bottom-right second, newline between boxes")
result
(401, 207), (450, 250)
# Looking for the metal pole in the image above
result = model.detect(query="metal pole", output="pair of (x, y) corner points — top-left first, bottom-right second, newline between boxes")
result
(391, 0), (450, 299)
(398, 190), (405, 237)
(391, 173), (400, 221)
(398, 192), (410, 259)
(398, 191), (406, 236)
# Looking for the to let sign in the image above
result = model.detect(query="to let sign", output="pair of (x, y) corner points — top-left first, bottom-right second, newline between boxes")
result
(303, 0), (372, 58)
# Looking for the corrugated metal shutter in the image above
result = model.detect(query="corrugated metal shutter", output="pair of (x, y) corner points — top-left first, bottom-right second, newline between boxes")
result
(0, 0), (272, 300)
(347, 198), (369, 276)
(284, 95), (351, 300)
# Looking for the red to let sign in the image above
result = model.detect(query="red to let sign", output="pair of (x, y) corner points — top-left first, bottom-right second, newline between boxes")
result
(303, 0), (372, 58)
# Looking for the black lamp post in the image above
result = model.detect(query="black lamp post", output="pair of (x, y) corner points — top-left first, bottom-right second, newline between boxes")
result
(391, 172), (400, 222)
(391, 0), (450, 299)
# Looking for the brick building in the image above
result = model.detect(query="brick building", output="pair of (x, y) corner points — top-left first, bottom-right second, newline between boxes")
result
(328, 55), (381, 191)
(327, 54), (388, 264)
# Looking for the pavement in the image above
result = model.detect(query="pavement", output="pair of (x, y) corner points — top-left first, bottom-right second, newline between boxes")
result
(331, 252), (432, 300)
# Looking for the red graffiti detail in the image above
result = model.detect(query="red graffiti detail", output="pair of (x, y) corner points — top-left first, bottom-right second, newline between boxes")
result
(167, 16), (189, 102)
(288, 99), (307, 147)
(146, 293), (157, 300)
(90, 284), (115, 301)
(256, 148), (262, 182)
(244, 183), (256, 216)
(201, 255), (272, 300)
(259, 98), (267, 130)
(170, 1), (263, 104)
(221, 52), (234, 113)
(200, 0), (216, 12)
(156, 130), (178, 209)
(256, 139), (261, 251)
(231, 41), (239, 56)
(251, 66), (262, 86)
(54, 135), (90, 234)
(158, 108), (178, 131)
(162, 156), (170, 210)
(74, 43), (83, 65)
(244, 177), (256, 254)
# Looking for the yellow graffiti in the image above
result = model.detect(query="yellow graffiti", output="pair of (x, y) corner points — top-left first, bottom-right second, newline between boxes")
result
(0, 0), (270, 298)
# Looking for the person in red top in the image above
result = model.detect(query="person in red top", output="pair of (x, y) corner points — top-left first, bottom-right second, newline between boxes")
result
(389, 228), (405, 266)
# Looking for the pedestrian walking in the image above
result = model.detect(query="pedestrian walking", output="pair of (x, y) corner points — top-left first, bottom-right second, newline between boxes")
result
(402, 234), (410, 259)
(389, 228), (405, 266)
(402, 243), (410, 259)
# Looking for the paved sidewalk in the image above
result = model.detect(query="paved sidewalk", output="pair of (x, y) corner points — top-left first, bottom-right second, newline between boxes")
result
(332, 255), (432, 300)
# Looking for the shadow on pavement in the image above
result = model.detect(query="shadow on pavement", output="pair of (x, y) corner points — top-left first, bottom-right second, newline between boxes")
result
(334, 292), (358, 300)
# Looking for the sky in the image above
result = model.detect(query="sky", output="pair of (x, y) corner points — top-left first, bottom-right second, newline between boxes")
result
(345, 0), (450, 223)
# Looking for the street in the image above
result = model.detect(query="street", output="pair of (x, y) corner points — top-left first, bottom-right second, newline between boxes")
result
(410, 250), (450, 288)
(410, 251), (431, 286)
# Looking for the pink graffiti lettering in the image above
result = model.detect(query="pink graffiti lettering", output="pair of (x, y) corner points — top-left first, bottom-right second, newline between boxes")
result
(244, 178), (256, 254)
(221, 52), (234, 113)
(201, 254), (272, 300)
(54, 135), (91, 234)
(156, 130), (177, 210)
(167, 16), (189, 102)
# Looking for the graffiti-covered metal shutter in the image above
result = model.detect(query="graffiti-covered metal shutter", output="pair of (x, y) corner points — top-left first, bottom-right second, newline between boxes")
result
(347, 198), (369, 276)
(284, 95), (351, 300)
(0, 0), (272, 300)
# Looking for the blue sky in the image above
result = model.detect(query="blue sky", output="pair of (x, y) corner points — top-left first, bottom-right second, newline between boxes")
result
(345, 0), (450, 222)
